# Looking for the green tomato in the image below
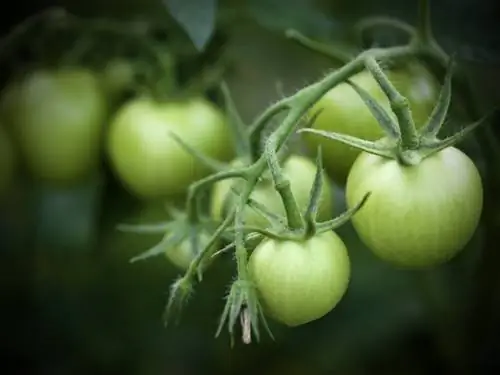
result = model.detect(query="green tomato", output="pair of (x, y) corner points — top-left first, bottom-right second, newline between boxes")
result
(0, 124), (16, 197)
(248, 230), (350, 326)
(210, 154), (333, 228)
(304, 62), (439, 185)
(7, 67), (108, 184)
(346, 147), (483, 268)
(165, 230), (216, 270)
(107, 96), (232, 198)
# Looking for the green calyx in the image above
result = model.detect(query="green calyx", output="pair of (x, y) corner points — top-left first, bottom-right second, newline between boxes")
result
(299, 56), (494, 166)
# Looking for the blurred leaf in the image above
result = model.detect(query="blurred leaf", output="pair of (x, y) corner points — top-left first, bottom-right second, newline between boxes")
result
(246, 0), (338, 39)
(163, 0), (218, 51)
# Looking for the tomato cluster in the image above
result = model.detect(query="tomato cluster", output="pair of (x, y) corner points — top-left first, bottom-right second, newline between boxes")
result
(0, 5), (486, 344)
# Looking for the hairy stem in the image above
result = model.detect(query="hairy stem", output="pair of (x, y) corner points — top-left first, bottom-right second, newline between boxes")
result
(365, 56), (419, 149)
(417, 0), (433, 43)
(285, 29), (353, 64)
(265, 135), (304, 231)
(186, 169), (249, 222)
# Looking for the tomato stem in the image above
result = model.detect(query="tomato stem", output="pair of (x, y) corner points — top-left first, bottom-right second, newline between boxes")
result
(353, 16), (416, 43)
(186, 168), (250, 222)
(264, 136), (304, 231)
(285, 29), (354, 64)
(416, 0), (433, 44)
(364, 56), (420, 150)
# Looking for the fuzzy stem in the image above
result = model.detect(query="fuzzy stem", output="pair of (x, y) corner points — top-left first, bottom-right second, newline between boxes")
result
(365, 56), (419, 150)
(186, 169), (249, 222)
(417, 0), (433, 43)
(234, 187), (252, 280)
(285, 29), (353, 64)
(354, 16), (416, 39)
(265, 137), (304, 231)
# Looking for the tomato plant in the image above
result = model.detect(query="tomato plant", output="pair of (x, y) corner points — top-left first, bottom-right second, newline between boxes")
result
(107, 96), (233, 198)
(346, 147), (483, 268)
(210, 154), (333, 228)
(303, 62), (439, 185)
(0, 124), (16, 197)
(5, 67), (108, 184)
(248, 230), (350, 326)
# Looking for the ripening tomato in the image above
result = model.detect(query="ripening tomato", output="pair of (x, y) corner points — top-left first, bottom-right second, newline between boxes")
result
(107, 96), (233, 198)
(248, 230), (350, 326)
(345, 147), (483, 268)
(5, 67), (108, 184)
(304, 62), (439, 185)
(210, 155), (333, 228)
(0, 124), (16, 197)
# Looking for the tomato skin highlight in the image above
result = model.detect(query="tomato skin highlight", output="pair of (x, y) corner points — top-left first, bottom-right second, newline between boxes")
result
(107, 96), (232, 198)
(248, 230), (350, 326)
(210, 155), (333, 228)
(7, 67), (108, 184)
(346, 147), (483, 268)
(304, 63), (439, 185)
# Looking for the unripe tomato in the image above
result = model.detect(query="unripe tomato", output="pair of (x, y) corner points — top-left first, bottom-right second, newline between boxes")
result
(165, 230), (216, 270)
(248, 230), (350, 326)
(0, 124), (16, 197)
(210, 155), (333, 228)
(107, 97), (232, 198)
(346, 147), (483, 268)
(304, 62), (439, 185)
(6, 67), (108, 184)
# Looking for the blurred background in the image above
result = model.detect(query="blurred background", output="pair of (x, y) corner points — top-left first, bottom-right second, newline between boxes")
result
(1, 0), (500, 374)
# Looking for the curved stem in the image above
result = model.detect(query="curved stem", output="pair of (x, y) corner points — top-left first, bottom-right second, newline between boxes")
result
(353, 16), (416, 41)
(285, 29), (354, 64)
(417, 0), (433, 43)
(265, 135), (304, 231)
(364, 56), (419, 149)
(186, 168), (249, 222)
(247, 101), (291, 161)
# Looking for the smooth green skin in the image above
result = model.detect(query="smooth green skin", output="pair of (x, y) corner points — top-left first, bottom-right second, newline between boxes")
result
(9, 68), (108, 184)
(248, 230), (350, 326)
(108, 97), (232, 198)
(210, 155), (333, 228)
(346, 147), (483, 268)
(0, 124), (16, 197)
(165, 230), (217, 270)
(304, 63), (439, 186)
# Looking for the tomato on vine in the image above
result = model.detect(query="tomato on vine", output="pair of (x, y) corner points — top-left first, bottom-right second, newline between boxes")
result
(107, 96), (233, 198)
(303, 62), (439, 185)
(346, 146), (483, 268)
(210, 155), (333, 228)
(4, 67), (108, 184)
(301, 56), (487, 269)
(248, 230), (350, 326)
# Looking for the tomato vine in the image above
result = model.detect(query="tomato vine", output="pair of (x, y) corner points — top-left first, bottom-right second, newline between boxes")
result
(2, 0), (496, 348)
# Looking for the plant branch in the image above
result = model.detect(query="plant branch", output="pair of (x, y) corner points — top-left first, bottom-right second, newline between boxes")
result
(285, 29), (354, 64)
